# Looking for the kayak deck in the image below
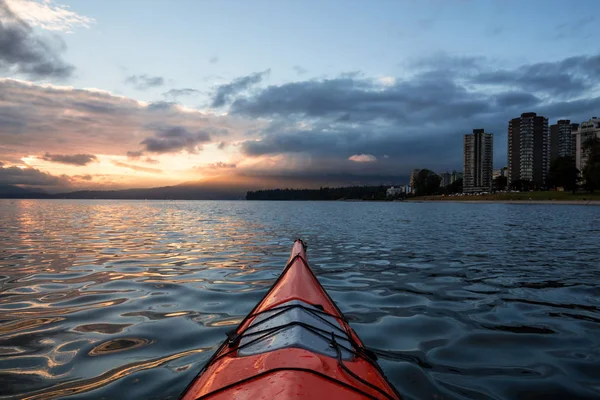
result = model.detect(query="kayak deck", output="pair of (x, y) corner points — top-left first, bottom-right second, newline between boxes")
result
(180, 240), (400, 400)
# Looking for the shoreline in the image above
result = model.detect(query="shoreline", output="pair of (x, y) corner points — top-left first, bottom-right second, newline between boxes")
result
(406, 199), (600, 205)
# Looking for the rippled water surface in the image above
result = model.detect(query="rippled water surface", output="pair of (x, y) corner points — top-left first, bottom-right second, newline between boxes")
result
(1, 200), (599, 400)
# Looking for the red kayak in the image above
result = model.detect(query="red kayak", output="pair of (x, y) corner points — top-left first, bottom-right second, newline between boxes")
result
(180, 239), (401, 399)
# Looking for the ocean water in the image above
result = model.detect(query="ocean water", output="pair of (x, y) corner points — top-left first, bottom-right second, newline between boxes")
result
(0, 199), (599, 400)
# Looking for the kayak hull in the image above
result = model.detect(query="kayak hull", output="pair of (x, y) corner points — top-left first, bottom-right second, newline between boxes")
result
(180, 240), (400, 400)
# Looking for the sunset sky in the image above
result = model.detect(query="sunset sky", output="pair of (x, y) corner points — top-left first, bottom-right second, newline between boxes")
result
(1, 0), (599, 192)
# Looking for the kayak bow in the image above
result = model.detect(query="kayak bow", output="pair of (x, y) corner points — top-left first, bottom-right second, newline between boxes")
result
(180, 239), (401, 400)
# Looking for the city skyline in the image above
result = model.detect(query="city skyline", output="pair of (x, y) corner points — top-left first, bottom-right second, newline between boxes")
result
(1, 0), (600, 194)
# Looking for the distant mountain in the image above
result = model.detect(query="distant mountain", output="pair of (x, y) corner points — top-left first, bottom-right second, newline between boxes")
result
(0, 174), (312, 200)
(0, 185), (50, 198)
(0, 174), (362, 200)
(53, 184), (246, 200)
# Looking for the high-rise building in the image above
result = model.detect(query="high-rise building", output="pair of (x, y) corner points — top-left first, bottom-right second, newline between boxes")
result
(571, 123), (579, 163)
(507, 112), (549, 188)
(463, 129), (493, 193)
(550, 119), (575, 162)
(450, 171), (463, 184)
(439, 172), (451, 187)
(507, 118), (521, 186)
(550, 123), (559, 162)
(574, 117), (600, 171)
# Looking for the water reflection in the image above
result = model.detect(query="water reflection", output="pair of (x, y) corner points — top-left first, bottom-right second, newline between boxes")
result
(89, 338), (153, 356)
(0, 200), (599, 400)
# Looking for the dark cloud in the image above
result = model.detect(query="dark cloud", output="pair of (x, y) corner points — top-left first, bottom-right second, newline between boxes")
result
(240, 126), (463, 168)
(228, 52), (600, 178)
(42, 153), (98, 166)
(162, 88), (200, 100)
(230, 74), (490, 122)
(209, 56), (219, 64)
(0, 0), (74, 79)
(146, 101), (178, 112)
(293, 65), (308, 75)
(238, 159), (412, 187)
(125, 74), (164, 90)
(112, 161), (162, 174)
(71, 100), (120, 114)
(126, 151), (144, 159)
(492, 92), (540, 108)
(0, 164), (64, 186)
(0, 104), (27, 131)
(471, 54), (600, 97)
(211, 69), (270, 108)
(140, 125), (212, 153)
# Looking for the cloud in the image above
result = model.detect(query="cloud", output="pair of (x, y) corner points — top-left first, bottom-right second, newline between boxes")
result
(0, 78), (252, 166)
(0, 163), (65, 186)
(146, 100), (177, 111)
(193, 161), (237, 177)
(349, 154), (376, 163)
(0, 0), (74, 79)
(229, 55), (600, 125)
(211, 69), (270, 108)
(112, 161), (162, 174)
(140, 125), (212, 153)
(230, 74), (490, 122)
(239, 127), (464, 171)
(125, 74), (165, 90)
(237, 156), (411, 186)
(293, 65), (308, 75)
(492, 92), (540, 108)
(209, 56), (219, 64)
(4, 0), (94, 33)
(42, 152), (98, 166)
(126, 152), (159, 164)
(471, 54), (600, 97)
(3, 49), (600, 189)
(206, 162), (236, 169)
(378, 76), (395, 86)
(230, 52), (600, 178)
(162, 88), (200, 100)
(126, 151), (144, 159)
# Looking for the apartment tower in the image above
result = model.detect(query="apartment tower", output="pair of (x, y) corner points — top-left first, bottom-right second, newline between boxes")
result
(463, 129), (493, 193)
(574, 117), (600, 171)
(507, 112), (549, 188)
(550, 119), (575, 162)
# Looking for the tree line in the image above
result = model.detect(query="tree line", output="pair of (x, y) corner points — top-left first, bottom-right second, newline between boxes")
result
(411, 170), (464, 196)
(246, 186), (390, 200)
(546, 137), (600, 193)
